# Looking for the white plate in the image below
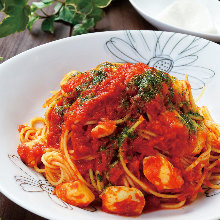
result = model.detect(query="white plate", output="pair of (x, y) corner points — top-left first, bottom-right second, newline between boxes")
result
(129, 0), (220, 42)
(0, 30), (220, 220)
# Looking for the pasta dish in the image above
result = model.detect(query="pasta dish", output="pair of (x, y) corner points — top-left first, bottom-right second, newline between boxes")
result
(17, 62), (220, 216)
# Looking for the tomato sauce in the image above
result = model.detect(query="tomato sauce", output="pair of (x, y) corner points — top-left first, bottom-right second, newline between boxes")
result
(59, 63), (203, 196)
(18, 62), (207, 212)
(17, 143), (45, 167)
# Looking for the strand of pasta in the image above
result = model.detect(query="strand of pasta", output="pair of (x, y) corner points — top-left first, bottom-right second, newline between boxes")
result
(210, 155), (220, 160)
(192, 128), (206, 155)
(195, 86), (205, 103)
(195, 173), (206, 192)
(208, 158), (220, 170)
(20, 125), (43, 143)
(60, 70), (79, 98)
(19, 118), (47, 151)
(17, 65), (220, 214)
(138, 132), (150, 140)
(30, 117), (45, 127)
(96, 171), (104, 192)
(41, 151), (77, 185)
(211, 168), (220, 173)
(186, 145), (211, 172)
(21, 107), (219, 200)
(34, 165), (45, 173)
(114, 114), (130, 124)
(138, 129), (157, 137)
(119, 147), (179, 199)
(185, 75), (197, 112)
(44, 93), (62, 132)
(209, 175), (220, 180)
(204, 120), (220, 136)
(199, 106), (213, 121)
(60, 129), (92, 187)
(125, 175), (135, 187)
(116, 115), (181, 199)
(211, 148), (220, 154)
(89, 169), (98, 190)
(122, 176), (129, 187)
(206, 181), (220, 189)
(160, 200), (186, 209)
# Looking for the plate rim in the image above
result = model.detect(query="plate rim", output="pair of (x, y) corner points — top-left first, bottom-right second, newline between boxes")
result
(0, 30), (220, 220)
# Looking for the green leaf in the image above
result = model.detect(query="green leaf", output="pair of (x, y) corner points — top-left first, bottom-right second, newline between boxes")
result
(27, 13), (39, 30)
(31, 0), (53, 12)
(54, 2), (63, 14)
(0, 0), (31, 38)
(0, 57), (3, 61)
(0, 0), (112, 38)
(73, 18), (95, 35)
(87, 7), (104, 23)
(41, 15), (56, 33)
(56, 5), (73, 23)
(94, 0), (112, 8)
(56, 5), (84, 25)
(64, 0), (112, 35)
(66, 0), (93, 15)
(66, 0), (112, 13)
(0, 1), (3, 10)
(42, 0), (53, 3)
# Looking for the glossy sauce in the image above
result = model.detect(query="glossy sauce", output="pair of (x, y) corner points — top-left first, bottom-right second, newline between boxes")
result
(18, 62), (206, 212)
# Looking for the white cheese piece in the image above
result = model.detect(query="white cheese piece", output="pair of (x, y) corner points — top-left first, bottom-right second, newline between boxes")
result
(157, 0), (217, 34)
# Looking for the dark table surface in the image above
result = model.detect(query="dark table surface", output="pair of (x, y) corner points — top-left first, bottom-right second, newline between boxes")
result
(0, 0), (156, 219)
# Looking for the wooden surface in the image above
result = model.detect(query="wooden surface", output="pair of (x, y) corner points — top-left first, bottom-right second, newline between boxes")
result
(0, 0), (156, 62)
(0, 0), (156, 219)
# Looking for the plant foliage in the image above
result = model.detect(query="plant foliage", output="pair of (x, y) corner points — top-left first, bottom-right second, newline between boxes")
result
(0, 0), (112, 37)
(0, 0), (31, 37)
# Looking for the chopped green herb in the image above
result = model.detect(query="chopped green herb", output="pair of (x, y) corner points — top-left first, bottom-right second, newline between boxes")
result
(169, 86), (174, 98)
(117, 126), (130, 146)
(121, 98), (130, 108)
(110, 160), (118, 168)
(91, 70), (107, 85)
(80, 93), (96, 103)
(97, 174), (103, 182)
(71, 71), (82, 78)
(128, 131), (138, 140)
(187, 111), (204, 121)
(55, 104), (71, 116)
(131, 69), (173, 102)
(55, 106), (65, 116)
(100, 146), (108, 151)
(179, 113), (197, 132)
(75, 81), (91, 98)
(98, 62), (117, 69)
(117, 125), (137, 146)
(180, 101), (190, 107)
(129, 117), (137, 122)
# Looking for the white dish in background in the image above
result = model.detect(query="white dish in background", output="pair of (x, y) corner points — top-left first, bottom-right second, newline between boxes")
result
(129, 0), (220, 42)
(0, 30), (220, 220)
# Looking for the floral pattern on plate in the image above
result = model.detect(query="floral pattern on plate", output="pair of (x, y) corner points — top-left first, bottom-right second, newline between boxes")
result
(8, 154), (97, 212)
(106, 30), (215, 90)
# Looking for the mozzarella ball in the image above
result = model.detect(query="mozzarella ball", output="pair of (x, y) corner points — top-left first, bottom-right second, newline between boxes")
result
(101, 186), (145, 216)
(55, 180), (95, 208)
(143, 155), (184, 191)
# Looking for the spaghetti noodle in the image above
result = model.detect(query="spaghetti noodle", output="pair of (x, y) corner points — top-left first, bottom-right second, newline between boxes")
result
(17, 62), (220, 216)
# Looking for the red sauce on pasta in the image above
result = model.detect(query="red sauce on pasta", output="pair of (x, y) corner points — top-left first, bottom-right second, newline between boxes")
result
(17, 62), (220, 215)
